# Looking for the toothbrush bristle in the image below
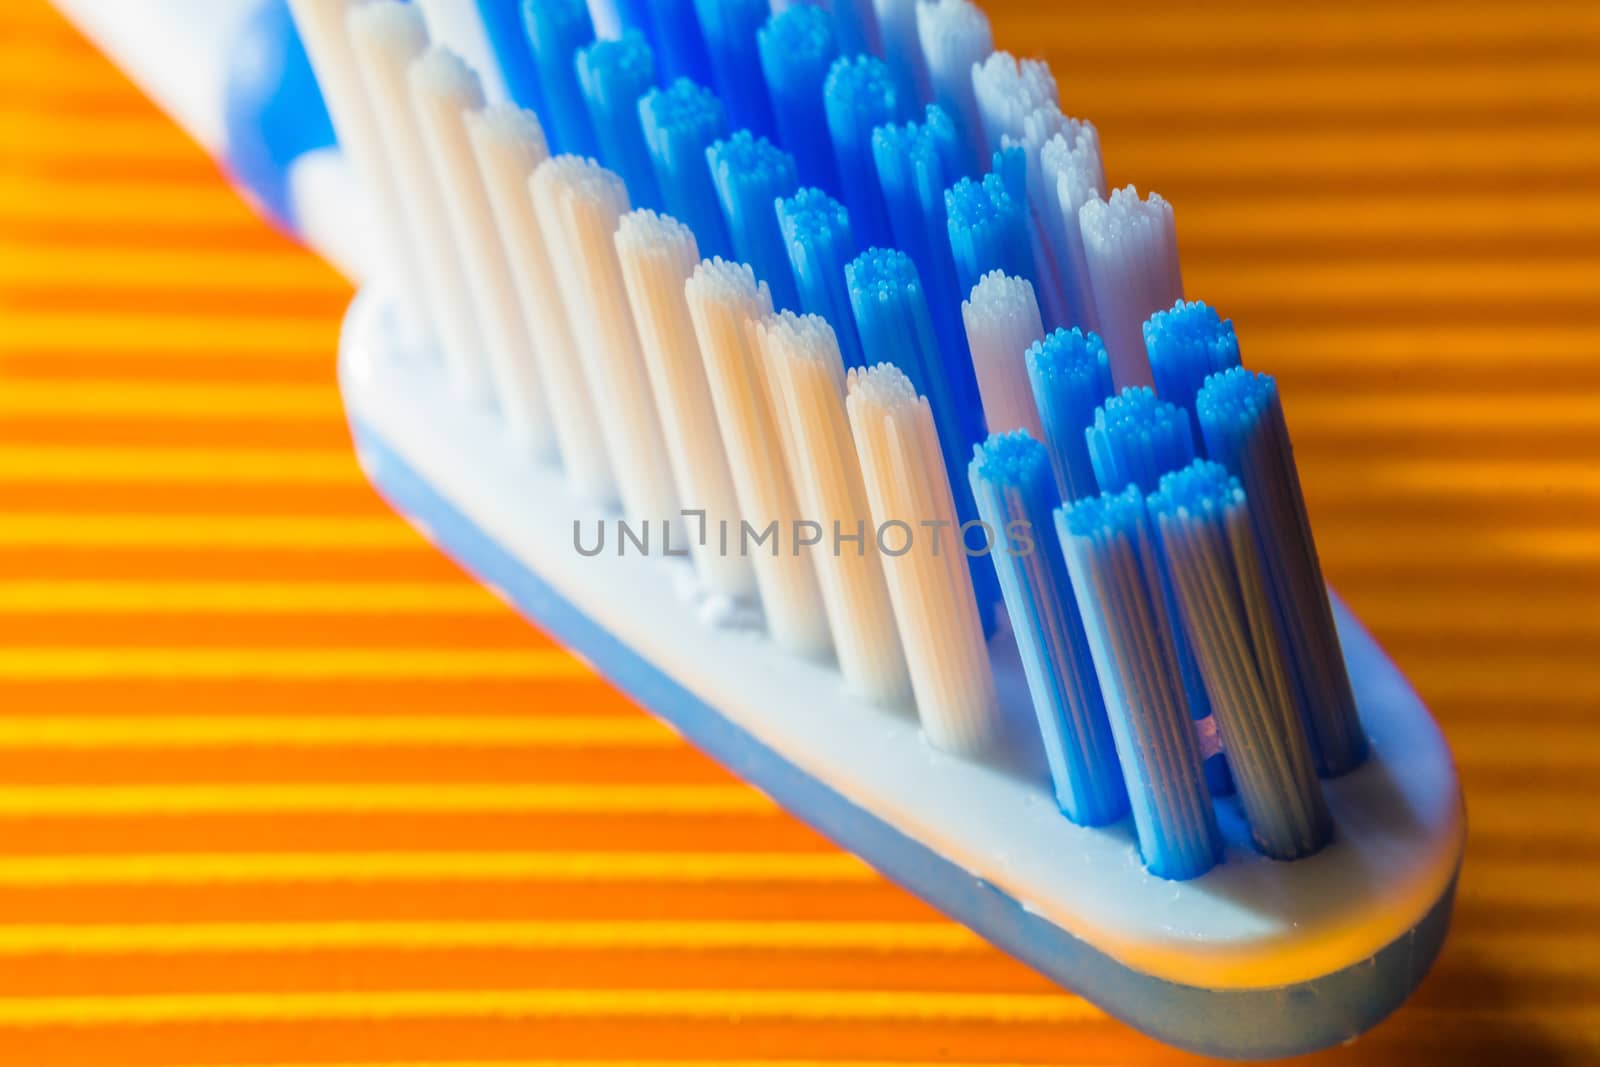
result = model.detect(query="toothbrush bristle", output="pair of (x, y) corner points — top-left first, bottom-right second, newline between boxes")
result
(685, 258), (832, 659)
(1196, 368), (1366, 777)
(874, 0), (933, 106)
(845, 248), (995, 624)
(1088, 385), (1197, 496)
(348, 4), (499, 402)
(969, 430), (1127, 825)
(915, 0), (993, 172)
(1148, 460), (1333, 860)
(1026, 326), (1114, 500)
(638, 78), (732, 259)
(533, 155), (686, 528)
(410, 46), (565, 460)
(691, 0), (777, 138)
(961, 269), (1046, 441)
(823, 54), (902, 250)
(1057, 486), (1222, 881)
(521, 0), (599, 158)
(576, 30), (663, 211)
(706, 131), (801, 310)
(467, 102), (618, 502)
(1077, 184), (1183, 390)
(776, 188), (864, 368)
(1085, 386), (1225, 790)
(757, 5), (842, 194)
(972, 51), (1058, 157)
(946, 171), (1036, 303)
(1143, 299), (1242, 429)
(1037, 118), (1106, 331)
(756, 311), (913, 709)
(289, 0), (433, 340)
(614, 209), (755, 601)
(847, 362), (999, 756)
(643, 0), (713, 85)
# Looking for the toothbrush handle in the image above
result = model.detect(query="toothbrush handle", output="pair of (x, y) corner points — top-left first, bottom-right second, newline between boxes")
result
(52, 0), (364, 277)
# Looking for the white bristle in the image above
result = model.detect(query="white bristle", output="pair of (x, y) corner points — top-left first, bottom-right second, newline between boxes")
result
(615, 210), (755, 601)
(288, 0), (433, 337)
(1078, 185), (1183, 390)
(531, 157), (683, 529)
(756, 312), (913, 709)
(467, 106), (614, 498)
(975, 56), (1067, 328)
(347, 3), (491, 400)
(684, 260), (832, 660)
(845, 363), (999, 755)
(1013, 106), (1100, 330)
(961, 270), (1047, 441)
(1039, 119), (1106, 332)
(408, 49), (556, 459)
(972, 51), (1058, 157)
(412, 0), (512, 105)
(915, 0), (993, 170)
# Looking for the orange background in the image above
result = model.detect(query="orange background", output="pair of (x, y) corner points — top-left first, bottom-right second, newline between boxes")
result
(1, 0), (1596, 1064)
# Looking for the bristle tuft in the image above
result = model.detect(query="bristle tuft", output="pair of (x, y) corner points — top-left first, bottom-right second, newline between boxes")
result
(847, 364), (999, 755)
(1088, 385), (1197, 495)
(576, 31), (662, 210)
(758, 5), (842, 193)
(639, 78), (732, 259)
(972, 51), (1058, 157)
(707, 132), (801, 310)
(915, 0), (992, 172)
(962, 271), (1046, 441)
(1078, 185), (1183, 390)
(776, 188), (863, 367)
(1148, 460), (1333, 860)
(823, 55), (901, 250)
(1057, 487), (1222, 880)
(757, 312), (914, 708)
(969, 431), (1127, 825)
(1026, 327), (1114, 499)
(685, 257), (832, 658)
(1196, 369), (1366, 776)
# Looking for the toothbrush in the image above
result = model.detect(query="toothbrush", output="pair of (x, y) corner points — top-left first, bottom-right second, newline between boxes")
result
(58, 0), (1465, 1058)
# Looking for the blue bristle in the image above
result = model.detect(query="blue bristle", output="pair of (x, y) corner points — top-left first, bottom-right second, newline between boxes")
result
(1026, 327), (1114, 501)
(1144, 300), (1242, 435)
(1088, 386), (1197, 496)
(776, 188), (863, 368)
(639, 79), (732, 259)
(757, 7), (843, 194)
(691, 0), (777, 138)
(829, 0), (883, 57)
(873, 105), (974, 402)
(1087, 386), (1229, 793)
(1056, 487), (1222, 881)
(521, 0), (598, 157)
(612, 0), (655, 37)
(1197, 368), (1366, 777)
(823, 55), (902, 250)
(847, 248), (998, 627)
(946, 170), (1036, 304)
(706, 131), (801, 310)
(969, 432), (1127, 826)
(576, 31), (662, 211)
(645, 0), (713, 83)
(480, 0), (545, 113)
(1147, 460), (1333, 861)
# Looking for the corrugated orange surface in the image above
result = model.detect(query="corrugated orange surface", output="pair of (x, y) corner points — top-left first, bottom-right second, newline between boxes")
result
(1, 0), (1596, 1064)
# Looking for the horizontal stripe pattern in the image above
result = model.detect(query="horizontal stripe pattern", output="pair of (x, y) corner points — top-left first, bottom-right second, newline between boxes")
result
(2, 0), (1595, 1064)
